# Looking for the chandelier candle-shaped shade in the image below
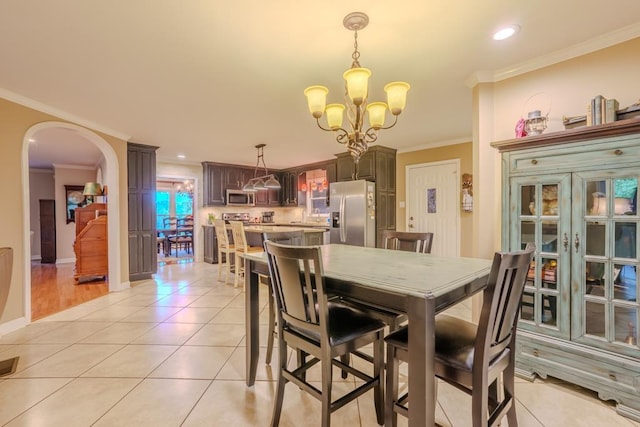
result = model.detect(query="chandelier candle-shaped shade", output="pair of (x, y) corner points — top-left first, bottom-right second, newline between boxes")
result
(304, 12), (409, 179)
(242, 144), (281, 192)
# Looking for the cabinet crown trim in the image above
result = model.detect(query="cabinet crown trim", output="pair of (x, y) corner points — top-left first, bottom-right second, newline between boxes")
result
(491, 118), (640, 153)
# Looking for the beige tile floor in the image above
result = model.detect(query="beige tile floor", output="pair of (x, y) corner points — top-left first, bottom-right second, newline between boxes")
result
(1, 261), (639, 426)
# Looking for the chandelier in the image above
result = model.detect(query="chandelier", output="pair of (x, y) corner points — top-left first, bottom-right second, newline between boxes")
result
(175, 179), (194, 196)
(242, 144), (281, 192)
(304, 12), (410, 179)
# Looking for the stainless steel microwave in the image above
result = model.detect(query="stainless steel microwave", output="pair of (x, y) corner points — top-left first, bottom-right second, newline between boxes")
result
(226, 189), (255, 206)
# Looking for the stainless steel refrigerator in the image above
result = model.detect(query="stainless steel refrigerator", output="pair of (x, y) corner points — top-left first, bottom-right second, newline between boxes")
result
(329, 180), (376, 247)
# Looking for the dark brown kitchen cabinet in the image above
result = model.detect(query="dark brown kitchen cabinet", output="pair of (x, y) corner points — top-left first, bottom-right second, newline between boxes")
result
(202, 162), (226, 206)
(280, 170), (299, 206)
(335, 146), (396, 247)
(128, 142), (158, 281)
(254, 186), (280, 206)
(336, 145), (395, 184)
(203, 225), (217, 264)
(226, 167), (254, 190)
(202, 163), (255, 206)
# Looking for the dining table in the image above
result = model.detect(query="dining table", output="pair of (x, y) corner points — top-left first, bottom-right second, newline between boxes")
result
(157, 227), (193, 256)
(241, 243), (492, 427)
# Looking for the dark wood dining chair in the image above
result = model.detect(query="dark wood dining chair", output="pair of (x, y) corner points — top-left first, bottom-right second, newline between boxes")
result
(382, 230), (434, 253)
(264, 241), (385, 427)
(384, 244), (535, 427)
(0, 248), (19, 377)
(261, 230), (305, 364)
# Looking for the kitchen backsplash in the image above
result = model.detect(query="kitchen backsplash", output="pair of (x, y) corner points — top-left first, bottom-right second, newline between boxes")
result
(198, 206), (305, 224)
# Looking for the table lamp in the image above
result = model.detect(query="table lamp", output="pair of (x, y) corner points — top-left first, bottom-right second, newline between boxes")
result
(83, 182), (103, 205)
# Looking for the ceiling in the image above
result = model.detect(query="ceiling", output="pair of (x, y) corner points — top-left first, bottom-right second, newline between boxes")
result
(3, 1), (640, 170)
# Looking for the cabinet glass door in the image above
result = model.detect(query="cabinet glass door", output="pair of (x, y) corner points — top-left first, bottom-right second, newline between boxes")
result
(572, 171), (639, 355)
(511, 174), (571, 339)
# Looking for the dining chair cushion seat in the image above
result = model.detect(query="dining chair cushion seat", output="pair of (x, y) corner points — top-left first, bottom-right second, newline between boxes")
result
(434, 315), (478, 371)
(289, 301), (386, 347)
(385, 316), (478, 372)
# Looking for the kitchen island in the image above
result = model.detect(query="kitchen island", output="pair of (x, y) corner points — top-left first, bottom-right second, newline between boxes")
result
(202, 223), (328, 263)
(243, 225), (327, 246)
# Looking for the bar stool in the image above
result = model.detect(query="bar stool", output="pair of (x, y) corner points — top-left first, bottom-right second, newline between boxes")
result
(213, 219), (235, 284)
(228, 221), (263, 288)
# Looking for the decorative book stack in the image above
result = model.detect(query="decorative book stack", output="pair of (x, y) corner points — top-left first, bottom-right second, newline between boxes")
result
(586, 95), (618, 126)
(563, 98), (639, 129)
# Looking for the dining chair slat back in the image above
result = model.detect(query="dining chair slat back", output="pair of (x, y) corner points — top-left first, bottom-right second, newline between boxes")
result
(264, 241), (385, 426)
(384, 243), (535, 426)
(382, 230), (434, 254)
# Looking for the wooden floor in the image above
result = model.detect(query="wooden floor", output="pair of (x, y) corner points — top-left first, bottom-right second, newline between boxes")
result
(30, 247), (195, 320)
(30, 262), (108, 321)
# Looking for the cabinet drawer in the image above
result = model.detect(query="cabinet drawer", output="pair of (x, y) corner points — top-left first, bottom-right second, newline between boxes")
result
(517, 334), (640, 395)
(508, 134), (640, 175)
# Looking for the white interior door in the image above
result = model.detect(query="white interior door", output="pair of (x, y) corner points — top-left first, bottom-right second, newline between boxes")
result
(406, 160), (460, 256)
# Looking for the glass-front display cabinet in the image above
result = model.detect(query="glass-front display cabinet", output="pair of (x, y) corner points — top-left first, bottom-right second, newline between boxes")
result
(493, 119), (640, 421)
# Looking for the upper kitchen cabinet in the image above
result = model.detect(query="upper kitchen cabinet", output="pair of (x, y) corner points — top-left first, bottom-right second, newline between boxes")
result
(280, 170), (301, 206)
(254, 172), (281, 206)
(203, 159), (337, 207)
(202, 162), (225, 206)
(202, 162), (257, 206)
(226, 167), (254, 190)
(336, 145), (395, 187)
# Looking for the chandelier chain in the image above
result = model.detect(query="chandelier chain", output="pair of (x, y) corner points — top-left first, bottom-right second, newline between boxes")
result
(351, 30), (361, 68)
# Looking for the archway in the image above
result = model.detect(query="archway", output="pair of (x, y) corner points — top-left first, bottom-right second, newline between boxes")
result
(21, 121), (125, 323)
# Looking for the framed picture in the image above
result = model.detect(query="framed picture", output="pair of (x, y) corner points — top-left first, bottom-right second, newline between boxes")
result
(65, 185), (86, 224)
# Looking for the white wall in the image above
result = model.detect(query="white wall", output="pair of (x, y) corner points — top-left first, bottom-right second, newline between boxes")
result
(473, 37), (640, 256)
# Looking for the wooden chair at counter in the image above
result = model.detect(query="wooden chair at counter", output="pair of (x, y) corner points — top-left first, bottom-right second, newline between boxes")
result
(264, 241), (385, 426)
(213, 219), (235, 284)
(382, 230), (434, 254)
(228, 221), (263, 288)
(261, 230), (305, 365)
(384, 244), (535, 427)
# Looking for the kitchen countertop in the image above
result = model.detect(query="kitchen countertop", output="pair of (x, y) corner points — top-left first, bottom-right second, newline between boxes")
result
(273, 222), (330, 229)
(203, 222), (330, 230)
(243, 225), (325, 234)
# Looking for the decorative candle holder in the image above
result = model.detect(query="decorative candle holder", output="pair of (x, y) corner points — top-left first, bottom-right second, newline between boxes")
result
(524, 110), (548, 135)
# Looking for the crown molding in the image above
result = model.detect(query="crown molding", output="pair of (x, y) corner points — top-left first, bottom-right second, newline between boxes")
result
(52, 163), (96, 171)
(466, 22), (640, 87)
(29, 167), (54, 174)
(397, 136), (472, 154)
(0, 88), (131, 142)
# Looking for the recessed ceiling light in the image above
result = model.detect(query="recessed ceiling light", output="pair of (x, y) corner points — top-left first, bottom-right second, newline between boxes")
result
(177, 154), (186, 159)
(493, 24), (520, 41)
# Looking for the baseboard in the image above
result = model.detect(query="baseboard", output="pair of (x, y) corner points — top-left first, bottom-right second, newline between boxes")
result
(56, 258), (75, 264)
(111, 281), (131, 292)
(31, 255), (42, 261)
(0, 316), (28, 337)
